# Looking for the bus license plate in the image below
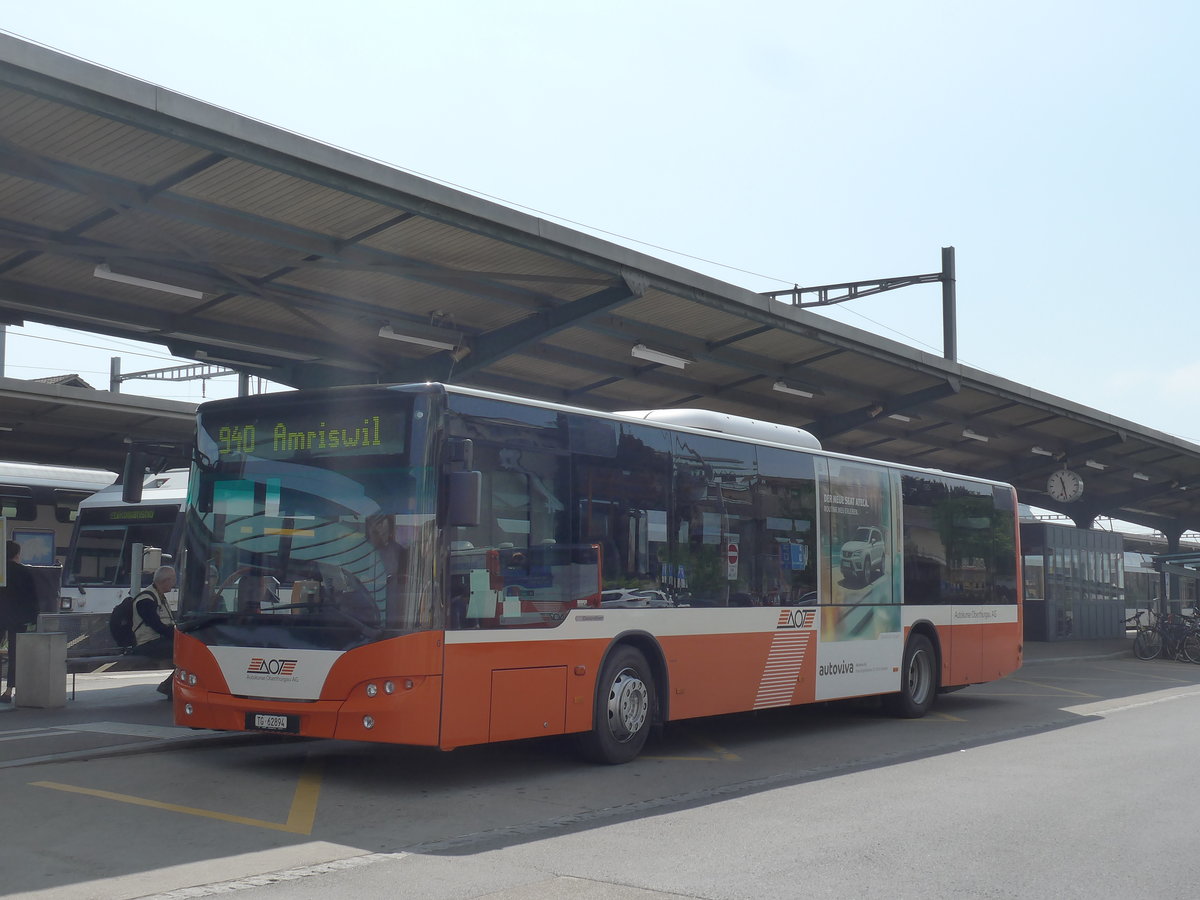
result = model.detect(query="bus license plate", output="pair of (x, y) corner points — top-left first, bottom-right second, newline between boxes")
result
(247, 713), (299, 733)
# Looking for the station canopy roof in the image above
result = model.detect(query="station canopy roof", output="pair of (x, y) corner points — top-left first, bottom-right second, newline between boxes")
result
(3, 33), (1200, 535)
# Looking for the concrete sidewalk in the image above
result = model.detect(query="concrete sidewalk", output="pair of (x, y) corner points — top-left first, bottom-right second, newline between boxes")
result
(0, 668), (239, 769)
(0, 636), (1138, 768)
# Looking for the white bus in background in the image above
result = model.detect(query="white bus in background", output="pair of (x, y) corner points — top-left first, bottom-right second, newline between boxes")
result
(0, 461), (116, 564)
(60, 468), (188, 614)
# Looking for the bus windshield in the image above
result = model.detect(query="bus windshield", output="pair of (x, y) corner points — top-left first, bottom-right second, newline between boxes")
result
(180, 394), (437, 651)
(66, 503), (181, 587)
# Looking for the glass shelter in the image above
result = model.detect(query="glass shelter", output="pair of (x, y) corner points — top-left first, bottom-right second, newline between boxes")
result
(1020, 522), (1124, 641)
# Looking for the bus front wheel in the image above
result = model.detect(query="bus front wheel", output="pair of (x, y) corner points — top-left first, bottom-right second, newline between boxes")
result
(578, 646), (655, 764)
(884, 634), (936, 718)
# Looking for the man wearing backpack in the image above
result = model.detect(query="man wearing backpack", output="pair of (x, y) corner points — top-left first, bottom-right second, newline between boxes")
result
(132, 565), (177, 699)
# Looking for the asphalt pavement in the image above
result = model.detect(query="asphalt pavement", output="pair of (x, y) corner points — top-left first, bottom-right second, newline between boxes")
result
(0, 635), (1138, 770)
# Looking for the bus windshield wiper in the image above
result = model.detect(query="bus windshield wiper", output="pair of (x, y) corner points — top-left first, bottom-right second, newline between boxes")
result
(177, 612), (236, 632)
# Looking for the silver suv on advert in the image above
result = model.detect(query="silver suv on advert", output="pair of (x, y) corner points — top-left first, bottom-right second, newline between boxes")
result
(839, 525), (884, 585)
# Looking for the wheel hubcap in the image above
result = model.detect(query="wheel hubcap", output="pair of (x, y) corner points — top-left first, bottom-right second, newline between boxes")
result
(908, 649), (932, 705)
(606, 667), (649, 742)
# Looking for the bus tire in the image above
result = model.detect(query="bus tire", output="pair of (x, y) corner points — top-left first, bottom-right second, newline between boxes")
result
(578, 645), (655, 764)
(883, 634), (936, 718)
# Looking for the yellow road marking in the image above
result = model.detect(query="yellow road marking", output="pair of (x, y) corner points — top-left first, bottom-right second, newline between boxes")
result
(1006, 678), (1099, 699)
(284, 756), (324, 833)
(645, 732), (741, 762)
(928, 711), (965, 722)
(32, 754), (324, 834)
(1095, 663), (1200, 684)
(689, 734), (740, 761)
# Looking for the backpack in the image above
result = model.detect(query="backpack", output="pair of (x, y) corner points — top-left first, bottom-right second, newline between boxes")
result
(109, 595), (137, 648)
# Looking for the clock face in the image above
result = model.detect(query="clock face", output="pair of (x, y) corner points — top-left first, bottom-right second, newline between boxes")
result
(1046, 468), (1084, 503)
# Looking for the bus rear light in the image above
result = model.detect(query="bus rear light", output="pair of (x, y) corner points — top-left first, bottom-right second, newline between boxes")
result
(362, 716), (375, 730)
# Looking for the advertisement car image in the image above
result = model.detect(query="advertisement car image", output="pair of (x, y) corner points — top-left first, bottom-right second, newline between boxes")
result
(839, 525), (884, 585)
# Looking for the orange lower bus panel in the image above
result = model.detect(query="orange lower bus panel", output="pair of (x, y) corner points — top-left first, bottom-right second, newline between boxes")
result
(172, 630), (444, 746)
(934, 619), (1023, 688)
(440, 637), (609, 750)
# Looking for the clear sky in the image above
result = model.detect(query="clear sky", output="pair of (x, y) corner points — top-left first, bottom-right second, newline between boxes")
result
(1, 2), (1197, 441)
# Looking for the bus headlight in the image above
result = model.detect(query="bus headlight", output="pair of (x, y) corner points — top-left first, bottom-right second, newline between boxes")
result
(366, 683), (378, 698)
(384, 681), (396, 694)
(362, 716), (375, 730)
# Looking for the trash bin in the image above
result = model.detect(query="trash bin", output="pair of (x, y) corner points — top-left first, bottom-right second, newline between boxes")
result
(15, 631), (67, 708)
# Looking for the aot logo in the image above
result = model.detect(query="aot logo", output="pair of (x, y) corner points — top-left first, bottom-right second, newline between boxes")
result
(775, 609), (817, 630)
(247, 658), (298, 676)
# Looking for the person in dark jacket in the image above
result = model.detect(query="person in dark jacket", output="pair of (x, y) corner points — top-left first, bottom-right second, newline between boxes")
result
(131, 565), (177, 699)
(1, 540), (38, 703)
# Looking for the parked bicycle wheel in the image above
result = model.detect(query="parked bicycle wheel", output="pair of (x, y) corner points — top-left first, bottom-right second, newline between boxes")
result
(1133, 626), (1162, 660)
(1183, 630), (1200, 664)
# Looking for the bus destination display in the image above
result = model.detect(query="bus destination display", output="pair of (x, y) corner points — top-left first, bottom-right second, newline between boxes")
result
(203, 411), (404, 460)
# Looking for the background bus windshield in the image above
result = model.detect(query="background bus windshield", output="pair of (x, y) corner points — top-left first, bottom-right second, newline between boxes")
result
(67, 504), (180, 587)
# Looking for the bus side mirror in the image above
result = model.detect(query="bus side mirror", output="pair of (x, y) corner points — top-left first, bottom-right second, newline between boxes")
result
(447, 470), (482, 527)
(121, 450), (147, 503)
(142, 546), (162, 573)
(447, 438), (474, 469)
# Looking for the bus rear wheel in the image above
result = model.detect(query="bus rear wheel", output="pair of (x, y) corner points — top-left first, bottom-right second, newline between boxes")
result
(578, 646), (655, 764)
(883, 634), (936, 718)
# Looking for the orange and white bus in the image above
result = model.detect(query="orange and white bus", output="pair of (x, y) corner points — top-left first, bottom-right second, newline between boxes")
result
(169, 383), (1021, 763)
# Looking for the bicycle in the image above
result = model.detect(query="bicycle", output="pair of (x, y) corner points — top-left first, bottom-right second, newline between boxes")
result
(1129, 610), (1200, 663)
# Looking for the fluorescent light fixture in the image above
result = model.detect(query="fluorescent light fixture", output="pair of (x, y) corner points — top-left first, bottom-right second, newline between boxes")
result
(773, 379), (814, 399)
(379, 323), (462, 351)
(174, 333), (318, 361)
(194, 350), (273, 371)
(0, 425), (12, 432)
(1132, 472), (1151, 481)
(1031, 446), (1056, 457)
(961, 428), (989, 443)
(94, 263), (204, 300)
(1085, 459), (1107, 470)
(888, 414), (912, 423)
(631, 343), (689, 369)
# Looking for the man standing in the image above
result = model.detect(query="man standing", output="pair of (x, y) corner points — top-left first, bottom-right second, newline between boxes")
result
(131, 565), (177, 699)
(1, 540), (38, 703)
